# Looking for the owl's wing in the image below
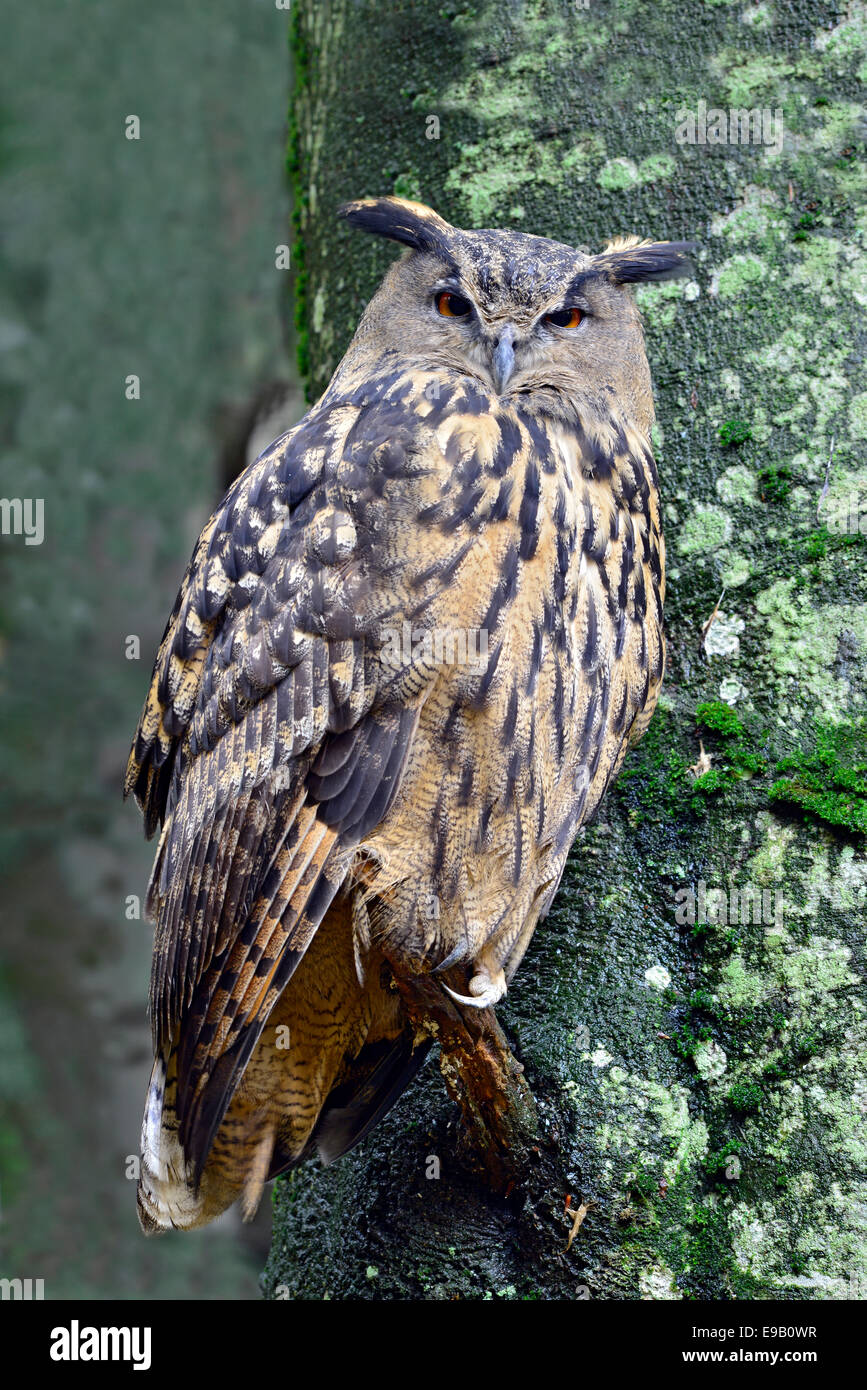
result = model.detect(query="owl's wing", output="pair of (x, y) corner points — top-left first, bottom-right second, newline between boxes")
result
(125, 387), (459, 1178)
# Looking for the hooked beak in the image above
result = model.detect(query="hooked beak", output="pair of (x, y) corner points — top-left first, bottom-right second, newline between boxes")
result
(491, 323), (516, 393)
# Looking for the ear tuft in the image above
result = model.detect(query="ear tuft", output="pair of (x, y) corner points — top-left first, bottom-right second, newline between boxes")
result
(338, 197), (455, 257)
(594, 238), (696, 286)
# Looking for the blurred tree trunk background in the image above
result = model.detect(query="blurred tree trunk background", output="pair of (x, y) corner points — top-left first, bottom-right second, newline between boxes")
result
(264, 0), (867, 1300)
(0, 0), (295, 1299)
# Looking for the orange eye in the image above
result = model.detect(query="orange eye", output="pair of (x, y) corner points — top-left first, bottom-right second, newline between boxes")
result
(436, 290), (473, 318)
(545, 307), (583, 328)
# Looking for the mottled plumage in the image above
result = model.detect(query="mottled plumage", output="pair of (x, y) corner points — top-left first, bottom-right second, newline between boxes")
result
(126, 198), (690, 1230)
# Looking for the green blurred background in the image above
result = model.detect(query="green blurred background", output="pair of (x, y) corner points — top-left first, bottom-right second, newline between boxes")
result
(0, 1), (300, 1297)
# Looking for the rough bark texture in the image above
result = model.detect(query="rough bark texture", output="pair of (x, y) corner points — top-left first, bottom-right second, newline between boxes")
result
(264, 0), (867, 1300)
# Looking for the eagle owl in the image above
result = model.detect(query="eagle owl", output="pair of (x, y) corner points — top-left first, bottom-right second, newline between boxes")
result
(126, 198), (689, 1231)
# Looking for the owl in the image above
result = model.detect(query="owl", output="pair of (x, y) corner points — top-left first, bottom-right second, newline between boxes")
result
(126, 197), (690, 1231)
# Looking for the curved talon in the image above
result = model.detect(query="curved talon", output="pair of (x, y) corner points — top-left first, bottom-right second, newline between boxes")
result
(442, 985), (489, 1008)
(443, 969), (507, 1009)
(431, 942), (470, 975)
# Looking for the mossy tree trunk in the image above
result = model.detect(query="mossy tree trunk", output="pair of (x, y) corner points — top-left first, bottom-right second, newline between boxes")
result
(265, 0), (867, 1301)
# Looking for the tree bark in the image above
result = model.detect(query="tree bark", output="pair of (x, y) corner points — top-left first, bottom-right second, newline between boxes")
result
(265, 0), (867, 1300)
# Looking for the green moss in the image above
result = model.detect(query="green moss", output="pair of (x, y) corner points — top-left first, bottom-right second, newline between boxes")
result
(771, 779), (867, 837)
(719, 419), (753, 447)
(628, 1164), (662, 1202)
(727, 1081), (763, 1114)
(770, 720), (867, 837)
(615, 705), (692, 826)
(705, 1139), (743, 1182)
(793, 209), (820, 241)
(690, 988), (715, 1012)
(678, 1199), (764, 1300)
(696, 701), (745, 738)
(757, 463), (794, 503)
(671, 1020), (713, 1061)
(392, 168), (422, 200)
(691, 768), (728, 797)
(689, 704), (767, 806)
(800, 525), (867, 567)
(804, 528), (829, 561)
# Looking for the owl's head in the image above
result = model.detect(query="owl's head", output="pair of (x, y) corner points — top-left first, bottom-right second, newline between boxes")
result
(338, 197), (693, 424)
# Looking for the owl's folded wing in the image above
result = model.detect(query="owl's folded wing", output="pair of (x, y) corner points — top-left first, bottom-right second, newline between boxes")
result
(125, 389), (479, 1178)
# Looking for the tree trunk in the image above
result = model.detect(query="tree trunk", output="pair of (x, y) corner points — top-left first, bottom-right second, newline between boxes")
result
(265, 0), (867, 1301)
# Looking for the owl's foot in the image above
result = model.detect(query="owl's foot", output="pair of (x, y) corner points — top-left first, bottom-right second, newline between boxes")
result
(442, 966), (507, 1009)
